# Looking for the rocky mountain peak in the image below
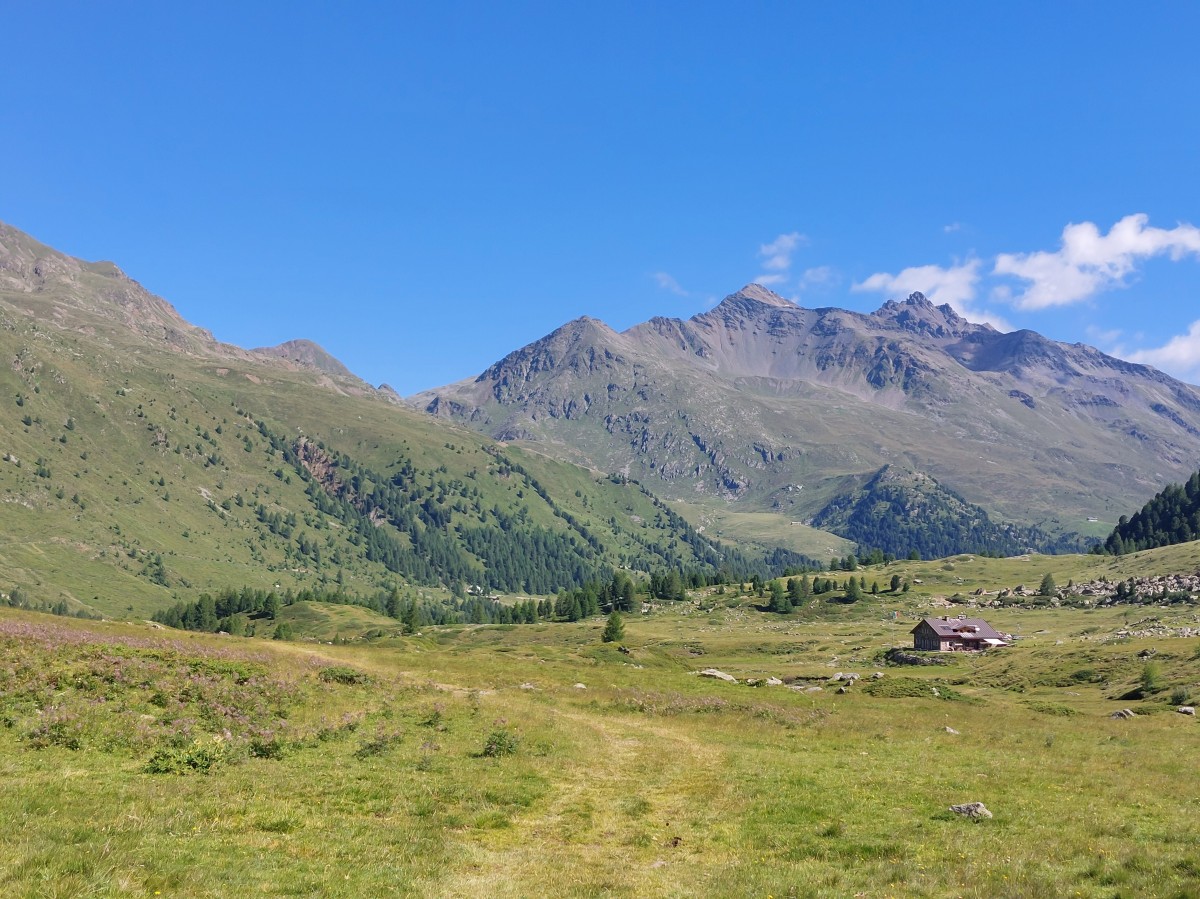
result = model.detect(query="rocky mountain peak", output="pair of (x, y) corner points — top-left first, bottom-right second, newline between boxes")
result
(475, 313), (625, 388)
(713, 284), (798, 312)
(252, 338), (358, 380)
(872, 291), (974, 339)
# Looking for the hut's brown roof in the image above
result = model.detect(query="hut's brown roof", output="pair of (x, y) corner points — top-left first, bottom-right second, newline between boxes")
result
(911, 616), (1004, 641)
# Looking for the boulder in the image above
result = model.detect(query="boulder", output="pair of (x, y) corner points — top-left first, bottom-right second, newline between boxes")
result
(765, 676), (783, 686)
(1110, 708), (1136, 719)
(949, 802), (992, 820)
(573, 683), (587, 690)
(1178, 706), (1196, 716)
(697, 668), (738, 683)
(943, 726), (960, 734)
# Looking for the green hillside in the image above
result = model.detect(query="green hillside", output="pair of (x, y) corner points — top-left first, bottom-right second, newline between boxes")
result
(812, 465), (1093, 558)
(6, 549), (1200, 897)
(0, 234), (811, 621)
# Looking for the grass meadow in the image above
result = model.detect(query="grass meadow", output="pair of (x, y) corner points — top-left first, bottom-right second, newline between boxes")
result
(4, 564), (1200, 898)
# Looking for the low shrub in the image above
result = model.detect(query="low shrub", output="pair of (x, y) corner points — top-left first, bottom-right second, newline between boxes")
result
(353, 729), (403, 760)
(249, 735), (288, 759)
(481, 728), (519, 758)
(318, 665), (371, 685)
(144, 737), (231, 774)
(1024, 701), (1081, 717)
(25, 708), (85, 750)
(864, 677), (972, 702)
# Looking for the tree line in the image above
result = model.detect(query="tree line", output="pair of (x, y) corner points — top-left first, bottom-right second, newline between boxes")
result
(1097, 470), (1200, 555)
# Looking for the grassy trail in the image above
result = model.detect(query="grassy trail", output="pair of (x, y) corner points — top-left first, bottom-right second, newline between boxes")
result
(440, 704), (730, 897)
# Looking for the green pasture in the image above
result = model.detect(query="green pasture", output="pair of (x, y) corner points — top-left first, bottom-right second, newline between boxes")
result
(3, 570), (1199, 897)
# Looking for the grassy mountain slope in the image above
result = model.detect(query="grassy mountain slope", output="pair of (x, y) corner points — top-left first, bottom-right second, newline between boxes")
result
(0, 223), (790, 618)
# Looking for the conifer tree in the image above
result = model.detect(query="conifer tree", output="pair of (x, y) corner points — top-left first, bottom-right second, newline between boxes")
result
(602, 610), (625, 643)
(769, 579), (789, 613)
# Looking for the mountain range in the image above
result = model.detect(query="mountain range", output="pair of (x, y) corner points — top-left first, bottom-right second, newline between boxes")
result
(5, 217), (1199, 618)
(414, 284), (1200, 548)
(0, 222), (786, 620)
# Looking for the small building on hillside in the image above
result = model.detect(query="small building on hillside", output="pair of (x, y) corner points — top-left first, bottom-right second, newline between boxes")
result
(912, 615), (1008, 652)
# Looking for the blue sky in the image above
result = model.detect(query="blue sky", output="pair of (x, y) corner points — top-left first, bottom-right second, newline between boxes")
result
(3, 3), (1199, 392)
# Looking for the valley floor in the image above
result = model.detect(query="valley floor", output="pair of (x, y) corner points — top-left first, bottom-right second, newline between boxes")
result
(5, 593), (1200, 898)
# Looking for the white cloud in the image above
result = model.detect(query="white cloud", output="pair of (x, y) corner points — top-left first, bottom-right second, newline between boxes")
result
(853, 259), (1012, 331)
(799, 265), (835, 288)
(754, 231), (807, 285)
(651, 271), (688, 296)
(994, 214), (1200, 310)
(1126, 320), (1200, 384)
(1085, 324), (1123, 347)
(854, 260), (981, 309)
(943, 222), (963, 233)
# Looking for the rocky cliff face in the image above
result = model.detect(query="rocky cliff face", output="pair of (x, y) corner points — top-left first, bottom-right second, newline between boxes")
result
(414, 285), (1200, 536)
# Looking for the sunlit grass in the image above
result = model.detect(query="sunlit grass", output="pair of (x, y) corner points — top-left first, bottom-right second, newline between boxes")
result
(3, 597), (1200, 896)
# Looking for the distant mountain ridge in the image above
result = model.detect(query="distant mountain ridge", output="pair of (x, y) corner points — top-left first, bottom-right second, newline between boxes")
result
(414, 285), (1200, 544)
(252, 339), (358, 380)
(0, 221), (371, 393)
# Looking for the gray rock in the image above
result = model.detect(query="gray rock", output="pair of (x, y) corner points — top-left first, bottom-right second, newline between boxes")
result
(765, 676), (783, 686)
(872, 672), (885, 679)
(1178, 706), (1196, 716)
(573, 683), (587, 690)
(1110, 708), (1136, 719)
(949, 801), (992, 819)
(697, 668), (738, 683)
(943, 726), (960, 734)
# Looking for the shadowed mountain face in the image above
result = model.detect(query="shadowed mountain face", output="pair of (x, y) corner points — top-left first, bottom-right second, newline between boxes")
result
(414, 285), (1200, 536)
